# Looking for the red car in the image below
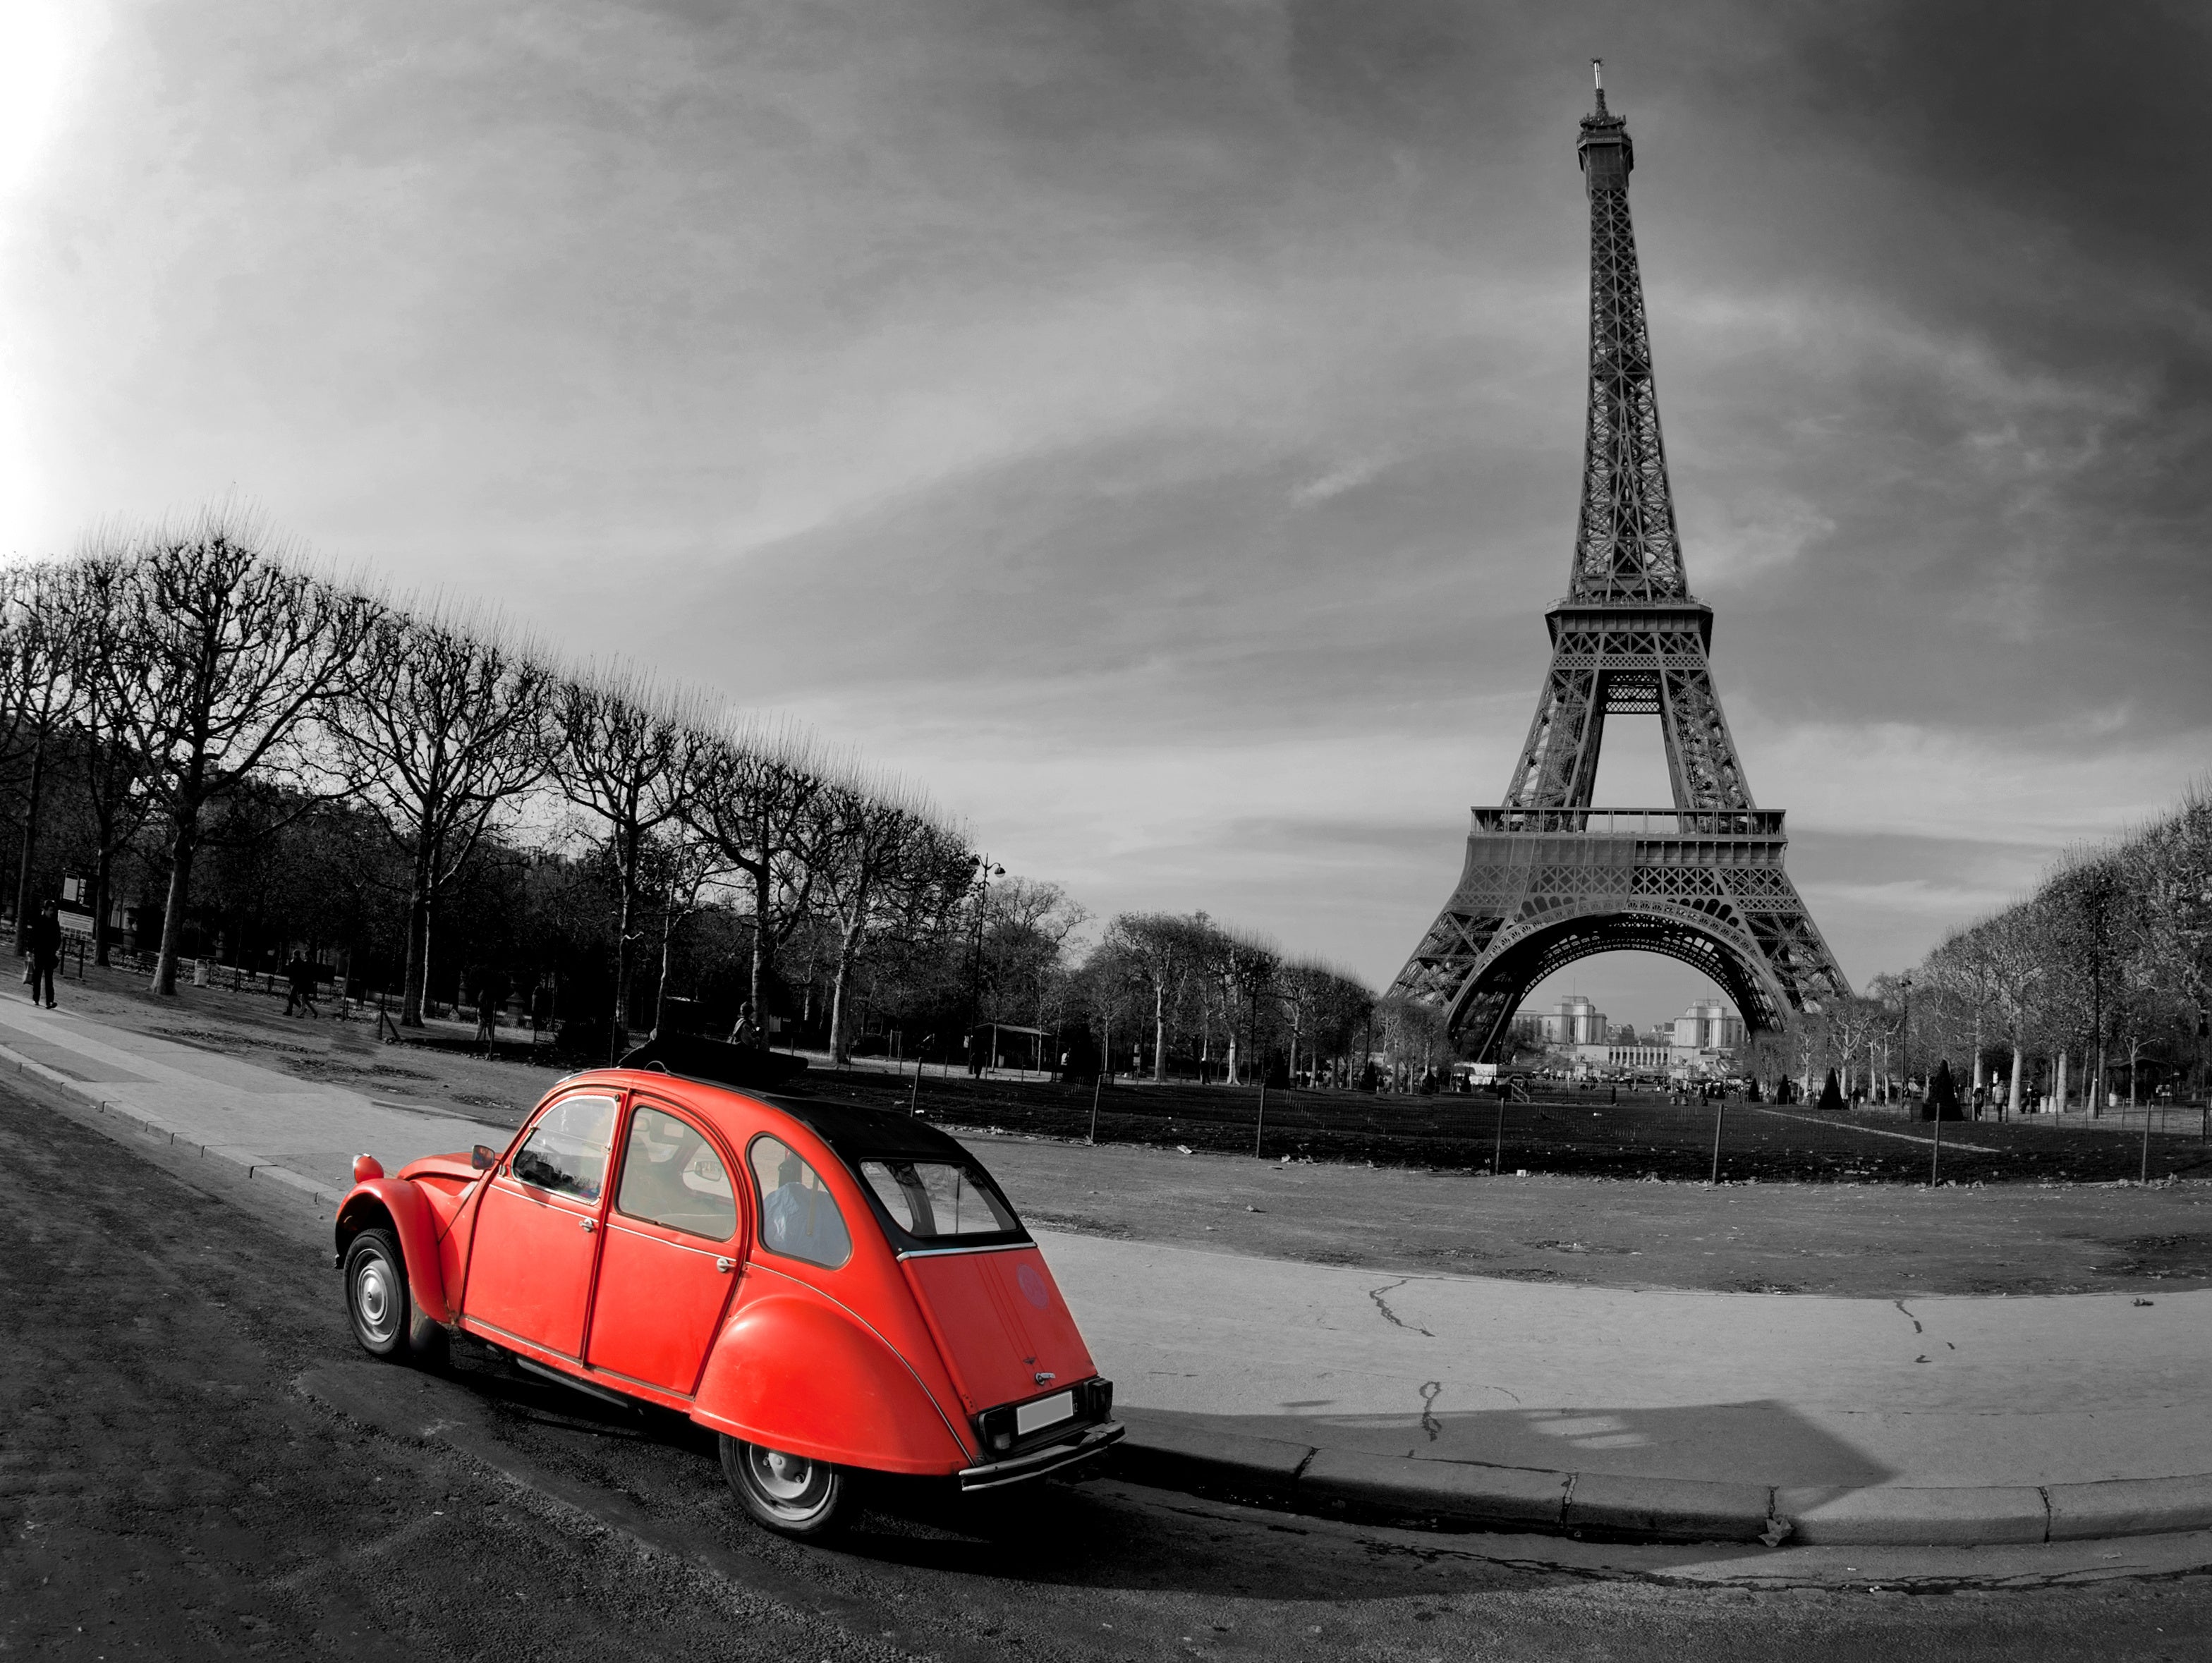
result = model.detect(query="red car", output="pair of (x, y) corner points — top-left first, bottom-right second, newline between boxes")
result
(333, 1040), (1121, 1537)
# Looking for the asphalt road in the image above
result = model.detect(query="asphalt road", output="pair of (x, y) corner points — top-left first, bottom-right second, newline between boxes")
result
(6, 1078), (2212, 1661)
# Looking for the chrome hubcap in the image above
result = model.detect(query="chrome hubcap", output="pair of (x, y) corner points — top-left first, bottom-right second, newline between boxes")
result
(353, 1255), (398, 1344)
(746, 1446), (823, 1509)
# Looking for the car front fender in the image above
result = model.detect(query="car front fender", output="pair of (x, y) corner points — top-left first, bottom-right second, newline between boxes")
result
(691, 1289), (973, 1475)
(334, 1178), (454, 1328)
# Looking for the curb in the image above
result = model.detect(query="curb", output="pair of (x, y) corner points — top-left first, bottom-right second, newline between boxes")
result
(0, 1040), (348, 1207)
(1111, 1413), (2212, 1549)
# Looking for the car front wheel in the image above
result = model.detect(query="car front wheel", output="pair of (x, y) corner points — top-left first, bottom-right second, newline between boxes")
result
(344, 1226), (446, 1367)
(719, 1437), (853, 1538)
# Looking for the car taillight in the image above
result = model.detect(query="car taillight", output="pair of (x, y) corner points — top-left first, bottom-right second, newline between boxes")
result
(976, 1406), (1019, 1453)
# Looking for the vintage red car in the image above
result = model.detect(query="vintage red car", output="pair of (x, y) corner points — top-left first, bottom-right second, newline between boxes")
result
(333, 1037), (1120, 1537)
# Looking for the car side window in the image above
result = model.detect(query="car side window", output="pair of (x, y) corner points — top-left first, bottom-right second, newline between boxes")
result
(616, 1106), (736, 1241)
(510, 1095), (618, 1202)
(747, 1135), (851, 1268)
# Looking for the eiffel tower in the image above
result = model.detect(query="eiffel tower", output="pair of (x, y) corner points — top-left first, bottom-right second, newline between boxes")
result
(1390, 63), (1849, 1059)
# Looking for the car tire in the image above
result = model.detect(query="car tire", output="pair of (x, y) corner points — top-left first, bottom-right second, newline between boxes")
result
(719, 1436), (854, 1538)
(344, 1226), (446, 1367)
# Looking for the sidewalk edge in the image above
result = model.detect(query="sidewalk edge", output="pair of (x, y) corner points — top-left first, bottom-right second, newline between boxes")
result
(1112, 1420), (2212, 1549)
(0, 1040), (347, 1207)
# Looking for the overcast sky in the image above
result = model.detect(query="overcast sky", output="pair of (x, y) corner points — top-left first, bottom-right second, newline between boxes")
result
(4, 1), (2207, 1028)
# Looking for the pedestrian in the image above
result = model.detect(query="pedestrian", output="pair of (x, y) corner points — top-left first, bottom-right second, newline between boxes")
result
(281, 954), (321, 1018)
(25, 901), (60, 1009)
(473, 983), (497, 1052)
(729, 1001), (761, 1049)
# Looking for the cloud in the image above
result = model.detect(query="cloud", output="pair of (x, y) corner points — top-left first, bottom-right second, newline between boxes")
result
(4, 0), (2206, 1016)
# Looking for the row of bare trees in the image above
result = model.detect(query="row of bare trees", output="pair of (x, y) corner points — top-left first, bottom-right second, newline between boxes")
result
(0, 513), (983, 1064)
(3, 511), (1380, 1075)
(1904, 791), (2211, 1109)
(1076, 912), (1375, 1087)
(1753, 787), (2212, 1110)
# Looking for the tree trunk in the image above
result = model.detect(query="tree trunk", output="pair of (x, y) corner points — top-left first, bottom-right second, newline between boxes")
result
(611, 825), (639, 1066)
(652, 903), (679, 1037)
(1152, 982), (1165, 1083)
(827, 918), (864, 1064)
(91, 841), (113, 968)
(2007, 1044), (2024, 1119)
(748, 853), (771, 1030)
(2055, 1049), (2069, 1116)
(401, 836), (434, 1026)
(152, 803), (202, 996)
(13, 726), (46, 954)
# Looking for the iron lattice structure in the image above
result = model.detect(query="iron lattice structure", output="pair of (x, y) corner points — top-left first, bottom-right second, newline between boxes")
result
(1391, 75), (1850, 1060)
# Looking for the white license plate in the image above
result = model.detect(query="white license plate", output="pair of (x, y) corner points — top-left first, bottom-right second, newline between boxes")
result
(1015, 1391), (1074, 1434)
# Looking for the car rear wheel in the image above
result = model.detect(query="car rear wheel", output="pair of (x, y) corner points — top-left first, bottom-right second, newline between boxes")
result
(344, 1226), (447, 1367)
(719, 1437), (853, 1538)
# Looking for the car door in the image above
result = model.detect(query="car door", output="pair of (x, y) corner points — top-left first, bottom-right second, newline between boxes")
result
(584, 1099), (744, 1397)
(462, 1090), (620, 1358)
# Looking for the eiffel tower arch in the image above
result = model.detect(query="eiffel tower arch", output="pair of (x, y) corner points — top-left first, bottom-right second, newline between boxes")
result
(1390, 65), (1849, 1060)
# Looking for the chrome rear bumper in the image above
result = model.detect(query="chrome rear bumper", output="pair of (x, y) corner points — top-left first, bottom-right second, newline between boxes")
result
(957, 1420), (1124, 1491)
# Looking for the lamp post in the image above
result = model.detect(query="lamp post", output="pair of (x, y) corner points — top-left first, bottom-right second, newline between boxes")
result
(965, 854), (1004, 1074)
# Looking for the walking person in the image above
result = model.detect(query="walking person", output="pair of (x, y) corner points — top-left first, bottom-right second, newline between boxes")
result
(473, 983), (497, 1054)
(281, 954), (321, 1019)
(26, 901), (60, 1009)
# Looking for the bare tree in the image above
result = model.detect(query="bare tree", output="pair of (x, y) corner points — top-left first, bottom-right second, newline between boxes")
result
(1201, 923), (1278, 1087)
(327, 605), (549, 1025)
(0, 565), (83, 949)
(682, 722), (830, 1029)
(97, 513), (375, 996)
(806, 773), (969, 1063)
(547, 667), (700, 1061)
(54, 555), (157, 966)
(1108, 913), (1208, 1082)
(643, 826), (725, 1034)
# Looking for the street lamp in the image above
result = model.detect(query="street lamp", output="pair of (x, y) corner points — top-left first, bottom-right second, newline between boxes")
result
(966, 854), (1004, 1073)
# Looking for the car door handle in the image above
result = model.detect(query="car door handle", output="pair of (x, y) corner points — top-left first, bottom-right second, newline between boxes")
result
(578, 1218), (596, 1233)
(715, 1257), (735, 1274)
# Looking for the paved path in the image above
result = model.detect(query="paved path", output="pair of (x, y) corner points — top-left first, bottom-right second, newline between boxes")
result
(9, 999), (2211, 1536)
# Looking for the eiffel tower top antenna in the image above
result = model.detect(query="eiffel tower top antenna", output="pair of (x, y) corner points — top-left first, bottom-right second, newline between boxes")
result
(1572, 59), (1681, 605)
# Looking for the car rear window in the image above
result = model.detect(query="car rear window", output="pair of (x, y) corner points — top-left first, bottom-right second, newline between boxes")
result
(859, 1159), (1019, 1241)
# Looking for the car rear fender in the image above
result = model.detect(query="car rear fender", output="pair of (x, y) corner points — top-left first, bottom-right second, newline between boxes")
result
(691, 1286), (973, 1475)
(334, 1178), (453, 1328)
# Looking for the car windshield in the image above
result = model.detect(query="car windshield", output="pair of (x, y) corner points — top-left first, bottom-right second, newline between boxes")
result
(859, 1159), (1020, 1241)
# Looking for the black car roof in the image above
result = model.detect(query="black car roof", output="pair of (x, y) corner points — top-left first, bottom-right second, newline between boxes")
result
(763, 1095), (980, 1166)
(609, 1034), (983, 1169)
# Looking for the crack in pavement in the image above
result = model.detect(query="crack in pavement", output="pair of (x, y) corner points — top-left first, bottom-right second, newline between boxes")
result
(1368, 1278), (1434, 1337)
(1893, 1299), (1923, 1334)
(1418, 1380), (1444, 1442)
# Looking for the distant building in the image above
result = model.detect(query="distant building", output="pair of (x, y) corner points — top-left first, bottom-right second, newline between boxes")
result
(1513, 994), (1608, 1047)
(1671, 1001), (1744, 1052)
